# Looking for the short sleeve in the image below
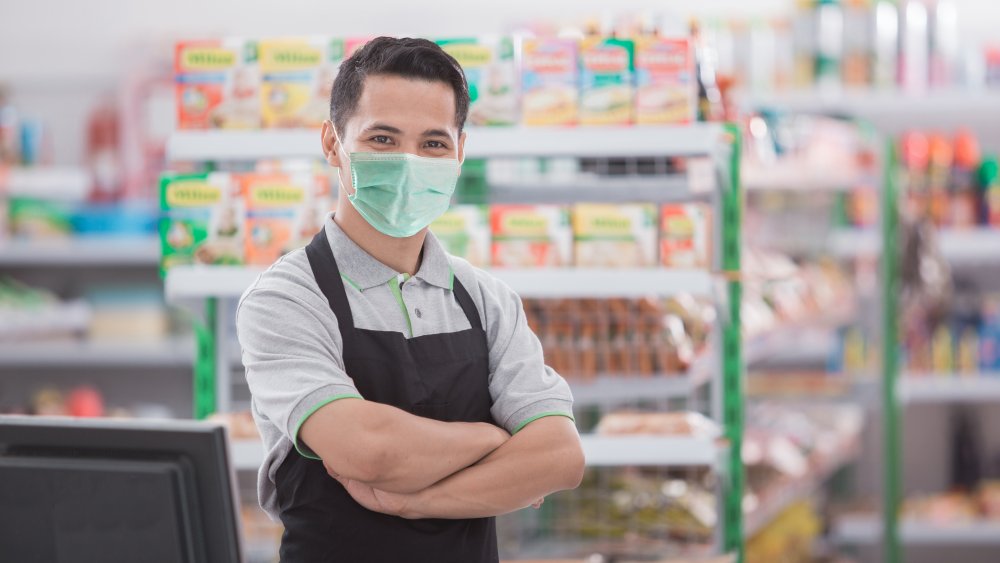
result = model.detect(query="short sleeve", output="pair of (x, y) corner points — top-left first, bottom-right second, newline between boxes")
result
(237, 280), (362, 459)
(471, 269), (575, 434)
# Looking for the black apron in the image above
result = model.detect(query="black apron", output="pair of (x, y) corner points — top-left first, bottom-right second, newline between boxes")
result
(274, 231), (499, 563)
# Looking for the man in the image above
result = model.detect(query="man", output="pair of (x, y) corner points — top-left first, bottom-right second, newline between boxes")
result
(236, 36), (584, 563)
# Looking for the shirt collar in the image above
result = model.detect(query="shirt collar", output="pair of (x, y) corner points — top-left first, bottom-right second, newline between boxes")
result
(324, 214), (454, 291)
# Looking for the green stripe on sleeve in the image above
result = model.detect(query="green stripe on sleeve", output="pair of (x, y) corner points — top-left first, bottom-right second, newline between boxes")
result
(512, 412), (575, 435)
(293, 393), (364, 459)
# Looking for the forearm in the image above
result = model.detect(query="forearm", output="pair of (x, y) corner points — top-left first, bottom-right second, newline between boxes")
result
(302, 399), (506, 494)
(403, 416), (584, 519)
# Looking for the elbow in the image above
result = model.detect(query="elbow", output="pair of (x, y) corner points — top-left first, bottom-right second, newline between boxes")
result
(560, 442), (586, 490)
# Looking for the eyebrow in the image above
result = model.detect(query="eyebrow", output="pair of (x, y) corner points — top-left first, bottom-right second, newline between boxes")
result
(422, 128), (452, 139)
(361, 123), (403, 135)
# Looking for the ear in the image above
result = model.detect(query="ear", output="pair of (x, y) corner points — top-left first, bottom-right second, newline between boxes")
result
(321, 120), (342, 168)
(456, 129), (467, 165)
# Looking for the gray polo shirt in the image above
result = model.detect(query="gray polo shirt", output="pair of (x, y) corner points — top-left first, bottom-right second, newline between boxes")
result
(236, 215), (574, 519)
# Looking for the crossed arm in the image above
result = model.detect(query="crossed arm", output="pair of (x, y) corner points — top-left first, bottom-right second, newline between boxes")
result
(299, 398), (584, 519)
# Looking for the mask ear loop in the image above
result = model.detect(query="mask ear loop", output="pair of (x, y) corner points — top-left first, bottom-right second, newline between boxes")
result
(327, 121), (354, 198)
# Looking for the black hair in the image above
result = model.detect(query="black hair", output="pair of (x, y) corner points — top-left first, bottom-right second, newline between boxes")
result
(329, 36), (470, 135)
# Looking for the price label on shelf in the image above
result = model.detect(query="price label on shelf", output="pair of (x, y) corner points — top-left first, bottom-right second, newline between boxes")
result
(687, 157), (714, 195)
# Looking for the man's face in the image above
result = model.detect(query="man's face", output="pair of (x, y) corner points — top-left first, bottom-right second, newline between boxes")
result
(322, 74), (466, 196)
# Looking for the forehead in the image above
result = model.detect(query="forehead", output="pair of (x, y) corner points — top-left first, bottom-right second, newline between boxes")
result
(348, 74), (458, 134)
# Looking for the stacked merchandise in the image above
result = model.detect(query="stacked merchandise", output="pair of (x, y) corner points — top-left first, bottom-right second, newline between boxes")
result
(522, 295), (714, 380)
(506, 405), (861, 562)
(887, 130), (1000, 376)
(895, 129), (1000, 230)
(174, 33), (698, 129)
(702, 0), (998, 95)
(432, 203), (710, 270)
(158, 164), (336, 272)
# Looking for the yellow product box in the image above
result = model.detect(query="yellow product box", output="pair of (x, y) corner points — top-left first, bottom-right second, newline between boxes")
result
(429, 205), (491, 267)
(159, 172), (244, 274)
(659, 203), (711, 268)
(579, 37), (635, 126)
(242, 171), (334, 266)
(634, 36), (696, 125)
(437, 37), (519, 126)
(490, 205), (572, 267)
(520, 38), (578, 126)
(175, 38), (261, 129)
(259, 37), (347, 129)
(572, 203), (658, 267)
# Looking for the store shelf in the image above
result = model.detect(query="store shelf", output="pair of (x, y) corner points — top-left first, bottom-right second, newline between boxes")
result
(744, 439), (861, 539)
(0, 237), (160, 267)
(581, 435), (720, 467)
(834, 514), (1000, 545)
(230, 434), (721, 471)
(0, 337), (194, 368)
(898, 374), (1000, 404)
(165, 265), (714, 301)
(569, 375), (695, 407)
(831, 228), (1000, 264)
(491, 268), (713, 298)
(488, 175), (699, 204)
(744, 311), (852, 368)
(2, 166), (90, 199)
(739, 88), (1000, 119)
(166, 125), (724, 162)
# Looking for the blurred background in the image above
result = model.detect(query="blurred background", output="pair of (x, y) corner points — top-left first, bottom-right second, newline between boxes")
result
(2, 1), (1000, 562)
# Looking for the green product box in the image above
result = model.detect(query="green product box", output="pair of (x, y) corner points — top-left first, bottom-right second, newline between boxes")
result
(159, 171), (244, 275)
(436, 36), (519, 126)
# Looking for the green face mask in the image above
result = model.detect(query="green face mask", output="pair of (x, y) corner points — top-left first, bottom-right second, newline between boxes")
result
(344, 152), (461, 238)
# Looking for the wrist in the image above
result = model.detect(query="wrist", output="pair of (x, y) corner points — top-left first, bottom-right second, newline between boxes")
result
(398, 487), (434, 520)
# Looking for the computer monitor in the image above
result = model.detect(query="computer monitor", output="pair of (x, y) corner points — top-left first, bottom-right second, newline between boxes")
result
(0, 416), (243, 563)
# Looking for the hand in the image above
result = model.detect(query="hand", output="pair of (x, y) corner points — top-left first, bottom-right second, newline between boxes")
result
(331, 474), (415, 518)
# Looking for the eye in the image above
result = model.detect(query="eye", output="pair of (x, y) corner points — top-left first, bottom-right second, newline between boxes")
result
(370, 135), (392, 144)
(425, 140), (448, 149)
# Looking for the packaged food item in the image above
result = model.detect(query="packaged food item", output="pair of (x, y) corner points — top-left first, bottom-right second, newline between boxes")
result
(578, 37), (634, 125)
(429, 205), (490, 267)
(175, 39), (260, 129)
(259, 37), (345, 128)
(8, 198), (74, 239)
(242, 171), (332, 266)
(490, 205), (571, 267)
(159, 172), (244, 273)
(572, 203), (657, 267)
(980, 296), (1000, 372)
(660, 203), (711, 269)
(634, 36), (696, 125)
(436, 37), (518, 126)
(981, 156), (1000, 227)
(520, 38), (578, 126)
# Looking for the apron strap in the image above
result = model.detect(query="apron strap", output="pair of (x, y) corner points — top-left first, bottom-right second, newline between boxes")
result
(451, 277), (484, 332)
(305, 230), (355, 338)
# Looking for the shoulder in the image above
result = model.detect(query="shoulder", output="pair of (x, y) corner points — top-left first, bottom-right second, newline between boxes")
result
(237, 249), (328, 323)
(448, 256), (522, 322)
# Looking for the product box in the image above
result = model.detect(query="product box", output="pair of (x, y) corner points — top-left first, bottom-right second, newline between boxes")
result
(981, 297), (1000, 371)
(159, 172), (244, 273)
(634, 36), (696, 125)
(242, 171), (333, 266)
(659, 203), (712, 268)
(572, 203), (657, 267)
(520, 38), (578, 126)
(175, 39), (261, 129)
(259, 37), (346, 129)
(579, 37), (635, 126)
(429, 205), (491, 267)
(437, 37), (519, 126)
(8, 197), (74, 239)
(490, 205), (572, 267)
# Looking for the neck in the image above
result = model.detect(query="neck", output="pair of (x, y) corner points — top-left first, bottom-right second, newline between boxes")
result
(334, 204), (425, 276)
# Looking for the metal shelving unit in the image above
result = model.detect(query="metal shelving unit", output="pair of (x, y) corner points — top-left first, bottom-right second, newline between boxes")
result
(897, 374), (1000, 404)
(835, 515), (1000, 546)
(0, 337), (193, 368)
(0, 237), (160, 267)
(164, 124), (746, 561)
